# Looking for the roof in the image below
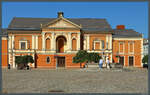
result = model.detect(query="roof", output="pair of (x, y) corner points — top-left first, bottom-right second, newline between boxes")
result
(6, 17), (142, 38)
(112, 29), (142, 38)
(8, 17), (112, 30)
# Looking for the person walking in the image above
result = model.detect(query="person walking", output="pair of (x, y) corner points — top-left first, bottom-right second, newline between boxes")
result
(106, 58), (110, 69)
(99, 58), (103, 69)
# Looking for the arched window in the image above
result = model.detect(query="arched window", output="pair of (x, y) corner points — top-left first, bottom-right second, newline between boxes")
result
(46, 56), (51, 64)
(46, 38), (51, 50)
(72, 38), (77, 51)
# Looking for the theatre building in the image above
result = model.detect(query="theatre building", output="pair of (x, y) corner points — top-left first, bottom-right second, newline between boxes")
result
(1, 12), (143, 68)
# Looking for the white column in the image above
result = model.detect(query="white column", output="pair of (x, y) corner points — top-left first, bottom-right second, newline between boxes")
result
(12, 53), (15, 68)
(42, 32), (45, 50)
(109, 35), (112, 49)
(77, 33), (81, 50)
(35, 36), (38, 50)
(87, 35), (90, 50)
(32, 53), (35, 67)
(32, 35), (35, 49)
(51, 33), (56, 52)
(83, 36), (87, 50)
(8, 36), (11, 50)
(68, 33), (72, 51)
(12, 35), (14, 49)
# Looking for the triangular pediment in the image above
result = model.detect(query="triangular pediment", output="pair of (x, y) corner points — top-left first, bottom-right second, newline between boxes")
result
(43, 18), (81, 29)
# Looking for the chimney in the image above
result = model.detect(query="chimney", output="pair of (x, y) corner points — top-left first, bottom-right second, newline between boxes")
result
(116, 25), (125, 30)
(57, 12), (64, 18)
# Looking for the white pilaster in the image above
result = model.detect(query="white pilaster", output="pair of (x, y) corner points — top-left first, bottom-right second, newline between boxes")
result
(12, 53), (15, 68)
(83, 36), (87, 50)
(77, 33), (81, 50)
(35, 36), (38, 50)
(8, 36), (11, 50)
(32, 54), (35, 68)
(68, 33), (72, 51)
(87, 35), (90, 50)
(12, 35), (14, 49)
(42, 32), (45, 50)
(109, 35), (112, 49)
(51, 33), (56, 52)
(32, 35), (35, 49)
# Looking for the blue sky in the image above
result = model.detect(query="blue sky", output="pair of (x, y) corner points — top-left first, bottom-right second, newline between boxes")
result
(2, 2), (148, 38)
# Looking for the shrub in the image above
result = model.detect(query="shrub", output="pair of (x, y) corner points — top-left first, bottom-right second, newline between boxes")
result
(87, 53), (101, 63)
(142, 55), (148, 64)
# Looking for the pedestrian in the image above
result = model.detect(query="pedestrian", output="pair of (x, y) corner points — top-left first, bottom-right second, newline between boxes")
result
(99, 58), (103, 69)
(106, 58), (111, 69)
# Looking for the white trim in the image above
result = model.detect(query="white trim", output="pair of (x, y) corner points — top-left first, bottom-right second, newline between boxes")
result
(32, 35), (35, 49)
(141, 39), (144, 67)
(12, 35), (14, 49)
(113, 38), (142, 40)
(93, 40), (101, 50)
(128, 41), (134, 54)
(19, 41), (28, 50)
(42, 32), (45, 50)
(77, 33), (80, 50)
(87, 35), (90, 50)
(119, 42), (124, 54)
(36, 36), (38, 49)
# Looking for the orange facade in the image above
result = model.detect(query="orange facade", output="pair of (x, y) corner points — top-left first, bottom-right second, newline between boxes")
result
(1, 12), (143, 68)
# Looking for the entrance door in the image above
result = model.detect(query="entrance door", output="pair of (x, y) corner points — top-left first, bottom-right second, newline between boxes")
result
(119, 56), (124, 66)
(129, 56), (134, 66)
(57, 57), (65, 68)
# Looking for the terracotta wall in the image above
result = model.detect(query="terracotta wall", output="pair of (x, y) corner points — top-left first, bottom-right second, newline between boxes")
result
(112, 39), (142, 67)
(14, 35), (32, 49)
(88, 34), (107, 50)
(2, 38), (8, 67)
(36, 54), (85, 68)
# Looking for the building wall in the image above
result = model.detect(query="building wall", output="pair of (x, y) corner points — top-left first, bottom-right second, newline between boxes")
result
(112, 38), (142, 67)
(2, 37), (8, 67)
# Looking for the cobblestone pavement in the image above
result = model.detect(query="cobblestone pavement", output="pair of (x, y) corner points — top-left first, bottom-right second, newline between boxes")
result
(2, 67), (148, 93)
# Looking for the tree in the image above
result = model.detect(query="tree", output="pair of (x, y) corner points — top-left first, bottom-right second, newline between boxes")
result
(87, 53), (101, 63)
(142, 55), (148, 64)
(15, 55), (34, 69)
(73, 50), (88, 68)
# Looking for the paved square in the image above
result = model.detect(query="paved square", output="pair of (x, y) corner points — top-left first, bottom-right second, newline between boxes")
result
(2, 67), (148, 93)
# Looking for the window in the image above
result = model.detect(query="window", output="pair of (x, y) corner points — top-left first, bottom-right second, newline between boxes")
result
(46, 56), (51, 64)
(119, 42), (124, 54)
(128, 42), (134, 54)
(19, 41), (27, 50)
(21, 42), (26, 50)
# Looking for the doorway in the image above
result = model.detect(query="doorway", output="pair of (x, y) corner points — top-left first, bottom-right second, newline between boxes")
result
(57, 57), (65, 68)
(129, 56), (134, 66)
(119, 56), (124, 66)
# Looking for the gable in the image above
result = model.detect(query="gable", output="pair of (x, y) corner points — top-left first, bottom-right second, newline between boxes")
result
(48, 19), (77, 28)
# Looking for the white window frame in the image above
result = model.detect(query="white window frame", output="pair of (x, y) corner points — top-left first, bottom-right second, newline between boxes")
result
(19, 41), (27, 50)
(119, 42), (125, 54)
(93, 40), (101, 50)
(128, 42), (134, 54)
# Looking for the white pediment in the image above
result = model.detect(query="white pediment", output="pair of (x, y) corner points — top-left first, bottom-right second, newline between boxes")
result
(47, 19), (80, 28)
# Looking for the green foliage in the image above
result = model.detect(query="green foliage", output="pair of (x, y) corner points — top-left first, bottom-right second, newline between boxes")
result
(15, 55), (34, 64)
(73, 50), (88, 63)
(142, 55), (148, 64)
(87, 53), (101, 63)
(73, 50), (101, 63)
